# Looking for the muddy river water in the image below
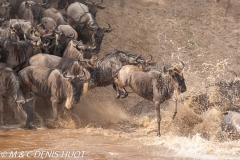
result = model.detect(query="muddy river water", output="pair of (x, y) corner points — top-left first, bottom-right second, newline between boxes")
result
(0, 125), (240, 160)
(1, 88), (240, 160)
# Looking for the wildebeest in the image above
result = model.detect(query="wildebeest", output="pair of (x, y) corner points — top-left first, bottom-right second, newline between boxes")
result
(86, 49), (148, 95)
(73, 0), (105, 18)
(8, 19), (41, 41)
(28, 53), (91, 93)
(18, 66), (85, 120)
(0, 63), (34, 128)
(28, 53), (89, 76)
(67, 2), (98, 46)
(0, 33), (42, 72)
(115, 62), (187, 136)
(39, 29), (75, 56)
(62, 40), (96, 66)
(222, 111), (240, 136)
(17, 0), (48, 25)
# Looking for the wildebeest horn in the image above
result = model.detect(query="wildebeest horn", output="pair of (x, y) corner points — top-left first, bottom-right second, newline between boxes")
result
(78, 69), (85, 78)
(41, 0), (48, 6)
(38, 22), (46, 27)
(85, 0), (93, 5)
(42, 32), (54, 38)
(53, 30), (62, 35)
(102, 22), (112, 32)
(43, 39), (50, 47)
(26, 92), (34, 102)
(73, 41), (81, 48)
(89, 45), (96, 50)
(92, 55), (98, 61)
(0, 18), (4, 21)
(179, 60), (185, 70)
(63, 71), (75, 79)
(135, 54), (144, 63)
(147, 54), (153, 63)
(67, 34), (75, 38)
(76, 44), (87, 50)
(95, 0), (103, 5)
(51, 25), (58, 32)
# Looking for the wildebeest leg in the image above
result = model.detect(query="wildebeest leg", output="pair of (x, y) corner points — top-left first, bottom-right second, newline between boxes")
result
(0, 96), (3, 126)
(155, 101), (161, 137)
(51, 98), (59, 121)
(172, 98), (177, 120)
(113, 82), (128, 99)
(113, 83), (121, 99)
(8, 99), (27, 128)
(7, 99), (20, 120)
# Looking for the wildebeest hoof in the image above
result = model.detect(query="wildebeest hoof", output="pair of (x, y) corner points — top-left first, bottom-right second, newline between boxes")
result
(120, 93), (128, 99)
(157, 132), (161, 137)
(116, 94), (120, 99)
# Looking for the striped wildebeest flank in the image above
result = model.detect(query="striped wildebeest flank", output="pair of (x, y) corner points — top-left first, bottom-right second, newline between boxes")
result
(28, 53), (91, 95)
(0, 63), (34, 128)
(115, 61), (187, 136)
(18, 66), (86, 121)
(87, 49), (152, 98)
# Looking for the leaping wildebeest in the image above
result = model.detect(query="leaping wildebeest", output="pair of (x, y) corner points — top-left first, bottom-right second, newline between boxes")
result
(115, 61), (187, 136)
(87, 49), (152, 98)
(18, 66), (85, 121)
(0, 63), (34, 128)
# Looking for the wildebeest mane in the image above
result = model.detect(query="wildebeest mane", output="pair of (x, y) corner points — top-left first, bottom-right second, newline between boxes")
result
(57, 58), (80, 75)
(97, 49), (144, 65)
(156, 73), (173, 99)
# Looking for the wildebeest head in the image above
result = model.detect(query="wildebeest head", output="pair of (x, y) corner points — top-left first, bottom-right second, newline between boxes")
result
(117, 51), (145, 66)
(93, 23), (112, 54)
(24, 0), (48, 25)
(10, 21), (25, 40)
(164, 61), (187, 94)
(0, 2), (11, 23)
(63, 70), (86, 108)
(85, 0), (105, 18)
(54, 30), (75, 56)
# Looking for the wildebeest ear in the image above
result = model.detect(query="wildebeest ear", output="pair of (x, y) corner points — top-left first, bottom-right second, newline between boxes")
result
(25, 1), (30, 8)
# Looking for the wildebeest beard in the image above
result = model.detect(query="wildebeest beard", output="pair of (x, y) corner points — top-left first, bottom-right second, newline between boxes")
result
(156, 74), (173, 99)
(27, 68), (57, 98)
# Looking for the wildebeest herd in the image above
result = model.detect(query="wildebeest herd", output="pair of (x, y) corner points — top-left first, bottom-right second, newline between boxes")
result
(0, 0), (187, 136)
